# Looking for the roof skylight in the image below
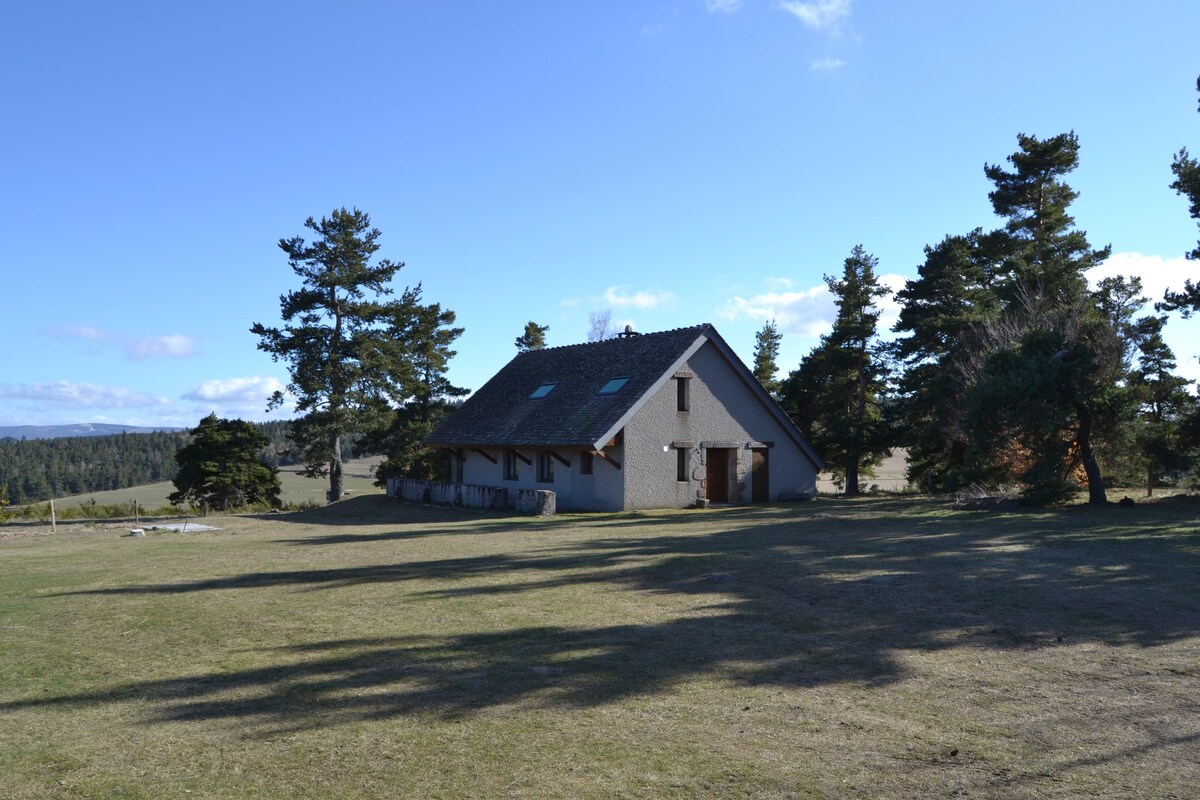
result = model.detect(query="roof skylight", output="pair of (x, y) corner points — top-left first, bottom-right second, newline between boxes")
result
(597, 376), (631, 395)
(529, 382), (558, 399)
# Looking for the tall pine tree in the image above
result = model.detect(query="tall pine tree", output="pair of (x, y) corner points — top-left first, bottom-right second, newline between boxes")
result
(752, 320), (782, 395)
(966, 133), (1116, 504)
(891, 230), (1004, 490)
(782, 246), (891, 495)
(252, 208), (445, 501)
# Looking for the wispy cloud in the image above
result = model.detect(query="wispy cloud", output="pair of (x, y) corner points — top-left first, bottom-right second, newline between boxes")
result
(52, 324), (109, 342)
(707, 0), (744, 13)
(45, 325), (200, 360)
(124, 334), (200, 360)
(641, 23), (665, 37)
(0, 381), (169, 409)
(563, 286), (677, 312)
(779, 0), (852, 31)
(602, 286), (676, 310)
(810, 57), (844, 71)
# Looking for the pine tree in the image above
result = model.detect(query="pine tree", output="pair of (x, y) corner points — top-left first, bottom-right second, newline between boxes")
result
(751, 320), (782, 395)
(984, 131), (1111, 310)
(1160, 76), (1200, 313)
(169, 414), (281, 512)
(781, 246), (891, 495)
(891, 230), (1003, 490)
(251, 208), (431, 501)
(966, 133), (1117, 504)
(515, 321), (549, 352)
(369, 296), (468, 482)
(1125, 313), (1197, 495)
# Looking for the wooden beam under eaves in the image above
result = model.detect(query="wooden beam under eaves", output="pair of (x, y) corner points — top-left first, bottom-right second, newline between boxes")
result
(593, 450), (622, 470)
(472, 448), (497, 464)
(513, 450), (532, 466)
(546, 449), (571, 468)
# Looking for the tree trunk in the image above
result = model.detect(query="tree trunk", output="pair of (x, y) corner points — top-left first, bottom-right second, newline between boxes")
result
(846, 343), (868, 497)
(1075, 404), (1106, 505)
(845, 456), (860, 496)
(329, 434), (344, 502)
(1146, 465), (1154, 498)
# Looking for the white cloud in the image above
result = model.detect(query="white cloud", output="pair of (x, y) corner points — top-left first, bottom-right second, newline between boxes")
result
(180, 376), (297, 422)
(778, 0), (852, 30)
(602, 286), (676, 310)
(809, 57), (844, 71)
(641, 23), (665, 37)
(1088, 251), (1200, 388)
(707, 0), (744, 12)
(1086, 251), (1194, 305)
(124, 334), (200, 360)
(0, 381), (169, 409)
(720, 285), (835, 336)
(720, 272), (905, 337)
(183, 376), (287, 405)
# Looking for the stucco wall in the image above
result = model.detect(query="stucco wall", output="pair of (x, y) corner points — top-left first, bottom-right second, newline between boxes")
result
(460, 446), (623, 512)
(621, 340), (817, 510)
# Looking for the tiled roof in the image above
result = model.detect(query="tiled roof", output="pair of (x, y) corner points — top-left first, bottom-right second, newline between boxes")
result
(425, 324), (712, 448)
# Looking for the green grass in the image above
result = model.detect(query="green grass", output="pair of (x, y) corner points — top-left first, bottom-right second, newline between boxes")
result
(1, 495), (1199, 798)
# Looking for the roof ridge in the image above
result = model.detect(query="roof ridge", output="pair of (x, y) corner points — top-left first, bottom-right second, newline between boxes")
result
(525, 322), (712, 354)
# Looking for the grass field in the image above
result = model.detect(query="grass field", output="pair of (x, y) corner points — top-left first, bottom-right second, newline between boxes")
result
(1, 495), (1198, 798)
(43, 457), (385, 512)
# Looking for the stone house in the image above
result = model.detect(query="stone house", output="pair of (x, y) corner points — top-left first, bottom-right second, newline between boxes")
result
(422, 323), (823, 511)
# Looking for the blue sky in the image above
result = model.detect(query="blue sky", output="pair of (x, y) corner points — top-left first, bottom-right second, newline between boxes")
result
(2, 1), (1199, 428)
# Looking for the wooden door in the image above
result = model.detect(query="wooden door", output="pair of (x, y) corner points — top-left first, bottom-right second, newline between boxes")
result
(751, 448), (769, 503)
(706, 448), (730, 503)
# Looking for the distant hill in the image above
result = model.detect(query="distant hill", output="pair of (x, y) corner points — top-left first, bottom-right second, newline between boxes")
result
(0, 423), (186, 441)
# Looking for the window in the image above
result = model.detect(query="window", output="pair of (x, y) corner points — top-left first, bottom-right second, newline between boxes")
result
(597, 376), (631, 395)
(580, 450), (594, 475)
(677, 446), (689, 482)
(504, 449), (520, 481)
(529, 382), (557, 399)
(676, 377), (690, 412)
(537, 451), (554, 483)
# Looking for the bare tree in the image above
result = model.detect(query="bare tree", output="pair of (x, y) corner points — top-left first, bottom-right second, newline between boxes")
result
(587, 310), (614, 342)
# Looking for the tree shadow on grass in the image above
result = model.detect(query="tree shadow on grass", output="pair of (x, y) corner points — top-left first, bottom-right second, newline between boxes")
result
(16, 500), (1200, 740)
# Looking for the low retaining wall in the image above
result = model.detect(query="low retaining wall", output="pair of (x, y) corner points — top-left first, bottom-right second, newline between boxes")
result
(387, 478), (555, 515)
(515, 489), (556, 516)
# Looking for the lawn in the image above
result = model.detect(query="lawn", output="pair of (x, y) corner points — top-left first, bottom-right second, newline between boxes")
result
(1, 495), (1197, 798)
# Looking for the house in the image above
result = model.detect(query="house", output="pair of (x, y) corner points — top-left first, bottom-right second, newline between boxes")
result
(422, 323), (824, 512)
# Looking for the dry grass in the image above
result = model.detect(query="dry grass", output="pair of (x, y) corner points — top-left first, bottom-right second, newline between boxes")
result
(30, 456), (385, 512)
(1, 495), (1198, 798)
